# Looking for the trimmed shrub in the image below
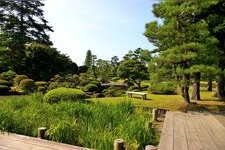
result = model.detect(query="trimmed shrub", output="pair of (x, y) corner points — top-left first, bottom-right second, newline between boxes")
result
(37, 86), (47, 93)
(79, 80), (89, 86)
(0, 79), (10, 86)
(128, 85), (139, 91)
(103, 86), (125, 97)
(0, 85), (10, 95)
(19, 79), (37, 94)
(0, 70), (16, 85)
(84, 84), (99, 92)
(35, 81), (48, 87)
(44, 87), (85, 103)
(14, 75), (29, 86)
(90, 80), (100, 86)
(149, 82), (177, 95)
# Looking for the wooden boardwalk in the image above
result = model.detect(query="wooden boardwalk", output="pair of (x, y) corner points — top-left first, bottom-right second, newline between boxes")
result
(0, 133), (91, 150)
(158, 111), (225, 150)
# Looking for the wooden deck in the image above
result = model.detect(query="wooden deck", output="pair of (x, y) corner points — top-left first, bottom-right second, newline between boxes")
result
(0, 133), (91, 150)
(158, 111), (225, 150)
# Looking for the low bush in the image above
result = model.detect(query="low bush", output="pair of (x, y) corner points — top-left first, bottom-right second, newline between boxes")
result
(0, 70), (16, 85)
(0, 79), (10, 86)
(90, 80), (100, 86)
(84, 84), (99, 92)
(149, 82), (177, 95)
(0, 85), (10, 95)
(37, 86), (47, 93)
(44, 87), (85, 103)
(103, 86), (125, 97)
(19, 79), (37, 94)
(79, 80), (89, 86)
(128, 85), (139, 91)
(14, 75), (29, 86)
(35, 81), (48, 87)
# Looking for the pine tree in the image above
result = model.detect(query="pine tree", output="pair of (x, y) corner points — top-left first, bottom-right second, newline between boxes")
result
(145, 1), (218, 103)
(0, 1), (53, 73)
(84, 50), (92, 69)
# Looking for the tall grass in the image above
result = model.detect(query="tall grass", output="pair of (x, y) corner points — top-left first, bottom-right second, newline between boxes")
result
(0, 94), (158, 149)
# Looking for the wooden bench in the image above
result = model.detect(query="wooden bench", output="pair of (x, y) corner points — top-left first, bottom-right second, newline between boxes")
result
(126, 91), (147, 100)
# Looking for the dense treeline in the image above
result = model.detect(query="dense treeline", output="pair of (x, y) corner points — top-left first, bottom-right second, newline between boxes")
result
(0, 1), (77, 81)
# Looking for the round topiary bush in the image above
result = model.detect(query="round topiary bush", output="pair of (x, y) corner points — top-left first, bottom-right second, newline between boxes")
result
(44, 87), (85, 103)
(84, 83), (99, 92)
(14, 75), (29, 86)
(0, 85), (10, 95)
(19, 79), (37, 93)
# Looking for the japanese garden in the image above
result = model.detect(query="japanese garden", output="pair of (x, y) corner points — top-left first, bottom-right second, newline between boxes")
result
(0, 1), (225, 150)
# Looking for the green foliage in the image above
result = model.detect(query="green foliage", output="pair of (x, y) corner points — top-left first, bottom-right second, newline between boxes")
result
(0, 79), (10, 86)
(65, 74), (80, 88)
(44, 88), (85, 103)
(117, 59), (149, 89)
(13, 75), (29, 86)
(149, 82), (177, 95)
(84, 50), (92, 69)
(103, 86), (125, 97)
(35, 81), (48, 93)
(19, 79), (37, 94)
(35, 81), (48, 87)
(84, 84), (99, 92)
(0, 70), (16, 84)
(0, 85), (10, 95)
(0, 97), (158, 149)
(24, 43), (78, 81)
(79, 80), (89, 86)
(0, 1), (53, 74)
(90, 80), (100, 86)
(37, 86), (47, 93)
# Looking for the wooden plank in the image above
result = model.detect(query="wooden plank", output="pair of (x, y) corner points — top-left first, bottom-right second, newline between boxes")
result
(158, 111), (174, 150)
(0, 133), (89, 150)
(173, 112), (188, 150)
(190, 111), (218, 150)
(203, 113), (225, 150)
(184, 112), (203, 150)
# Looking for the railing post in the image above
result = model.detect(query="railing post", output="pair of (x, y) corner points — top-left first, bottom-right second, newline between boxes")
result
(114, 139), (125, 150)
(152, 109), (158, 121)
(38, 127), (47, 139)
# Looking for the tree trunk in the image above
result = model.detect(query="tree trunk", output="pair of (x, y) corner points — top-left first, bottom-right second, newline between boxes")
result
(181, 86), (190, 103)
(207, 77), (212, 91)
(214, 75), (225, 100)
(191, 72), (201, 100)
(181, 74), (190, 103)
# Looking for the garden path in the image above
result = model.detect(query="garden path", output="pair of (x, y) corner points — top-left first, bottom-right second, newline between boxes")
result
(0, 133), (91, 150)
(158, 111), (225, 150)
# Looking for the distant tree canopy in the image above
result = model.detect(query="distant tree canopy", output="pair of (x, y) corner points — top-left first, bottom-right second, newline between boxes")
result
(23, 43), (78, 81)
(84, 50), (93, 69)
(118, 59), (149, 89)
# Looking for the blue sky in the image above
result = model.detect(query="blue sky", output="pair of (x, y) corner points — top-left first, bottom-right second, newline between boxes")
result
(43, 0), (157, 66)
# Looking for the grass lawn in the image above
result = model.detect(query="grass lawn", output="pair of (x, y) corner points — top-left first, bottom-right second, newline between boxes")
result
(89, 87), (225, 112)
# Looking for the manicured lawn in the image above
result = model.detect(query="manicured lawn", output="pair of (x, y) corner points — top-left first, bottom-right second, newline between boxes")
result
(89, 88), (225, 112)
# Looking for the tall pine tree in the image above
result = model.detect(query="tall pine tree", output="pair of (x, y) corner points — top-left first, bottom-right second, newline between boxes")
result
(0, 1), (53, 73)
